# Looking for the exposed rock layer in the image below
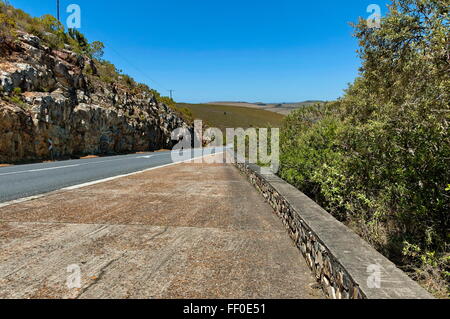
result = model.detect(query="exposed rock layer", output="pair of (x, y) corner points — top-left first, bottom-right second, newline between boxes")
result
(0, 32), (187, 163)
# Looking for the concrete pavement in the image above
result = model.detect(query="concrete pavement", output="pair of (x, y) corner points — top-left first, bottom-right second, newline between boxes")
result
(0, 158), (324, 299)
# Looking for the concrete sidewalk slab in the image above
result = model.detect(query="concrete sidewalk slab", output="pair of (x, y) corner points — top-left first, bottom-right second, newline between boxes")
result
(0, 162), (324, 299)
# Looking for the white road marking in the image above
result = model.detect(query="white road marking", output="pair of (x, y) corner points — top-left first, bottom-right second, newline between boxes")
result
(0, 194), (53, 209)
(0, 152), (223, 209)
(0, 155), (156, 176)
(0, 164), (82, 176)
(0, 147), (225, 176)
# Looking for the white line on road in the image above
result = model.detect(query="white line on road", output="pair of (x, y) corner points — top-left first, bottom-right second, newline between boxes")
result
(0, 164), (82, 176)
(0, 194), (54, 209)
(0, 152), (223, 209)
(0, 147), (225, 176)
(0, 155), (156, 176)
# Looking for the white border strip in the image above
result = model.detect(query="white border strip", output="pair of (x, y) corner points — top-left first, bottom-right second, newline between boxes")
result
(0, 152), (223, 209)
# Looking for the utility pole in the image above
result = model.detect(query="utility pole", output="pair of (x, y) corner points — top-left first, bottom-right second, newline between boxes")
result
(56, 0), (60, 21)
(168, 90), (175, 100)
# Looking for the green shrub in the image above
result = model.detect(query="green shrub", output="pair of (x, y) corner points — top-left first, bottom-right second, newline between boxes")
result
(96, 60), (119, 83)
(66, 28), (88, 54)
(158, 96), (175, 108)
(12, 87), (21, 95)
(279, 0), (449, 297)
(175, 106), (194, 122)
(0, 11), (16, 41)
(89, 41), (104, 60)
(158, 96), (193, 122)
(38, 14), (66, 49)
(10, 95), (21, 104)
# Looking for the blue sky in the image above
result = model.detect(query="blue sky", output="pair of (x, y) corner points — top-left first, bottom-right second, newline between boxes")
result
(11, 0), (390, 103)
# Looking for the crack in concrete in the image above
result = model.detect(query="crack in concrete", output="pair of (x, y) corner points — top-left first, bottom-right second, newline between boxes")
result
(3, 264), (27, 279)
(147, 226), (169, 242)
(84, 225), (109, 238)
(74, 227), (169, 299)
(75, 254), (124, 299)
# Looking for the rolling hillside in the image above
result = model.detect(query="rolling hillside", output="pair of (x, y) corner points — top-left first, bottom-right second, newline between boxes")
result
(176, 103), (284, 132)
(208, 101), (325, 115)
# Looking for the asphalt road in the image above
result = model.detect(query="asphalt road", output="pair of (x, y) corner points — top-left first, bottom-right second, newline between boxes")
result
(0, 156), (323, 299)
(0, 148), (224, 203)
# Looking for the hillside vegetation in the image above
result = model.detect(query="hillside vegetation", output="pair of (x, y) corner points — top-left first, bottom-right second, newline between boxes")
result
(208, 101), (325, 115)
(0, 1), (174, 110)
(176, 103), (284, 132)
(279, 0), (449, 297)
(0, 2), (186, 162)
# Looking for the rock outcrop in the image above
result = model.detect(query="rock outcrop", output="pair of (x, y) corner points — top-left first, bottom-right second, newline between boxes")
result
(0, 32), (188, 163)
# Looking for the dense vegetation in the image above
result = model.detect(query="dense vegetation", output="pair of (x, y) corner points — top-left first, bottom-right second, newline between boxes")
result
(280, 0), (449, 297)
(0, 1), (174, 113)
(2, 0), (447, 297)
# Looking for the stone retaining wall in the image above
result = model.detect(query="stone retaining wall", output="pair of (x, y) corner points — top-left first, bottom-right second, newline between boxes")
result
(232, 157), (433, 299)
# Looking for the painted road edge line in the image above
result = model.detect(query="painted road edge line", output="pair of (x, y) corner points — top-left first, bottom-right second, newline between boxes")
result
(0, 152), (223, 209)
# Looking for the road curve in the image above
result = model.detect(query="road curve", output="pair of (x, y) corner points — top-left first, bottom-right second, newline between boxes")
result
(0, 155), (323, 299)
(0, 148), (223, 203)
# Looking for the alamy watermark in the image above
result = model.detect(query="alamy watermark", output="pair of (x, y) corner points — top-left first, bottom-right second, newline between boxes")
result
(367, 264), (382, 289)
(58, 3), (81, 29)
(66, 4), (81, 29)
(367, 4), (381, 29)
(171, 120), (280, 174)
(67, 264), (82, 289)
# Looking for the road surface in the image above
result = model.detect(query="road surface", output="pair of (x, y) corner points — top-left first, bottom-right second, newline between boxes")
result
(0, 154), (324, 299)
(0, 148), (222, 204)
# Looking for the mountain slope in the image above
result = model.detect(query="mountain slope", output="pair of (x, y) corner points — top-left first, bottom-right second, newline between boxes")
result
(176, 103), (284, 133)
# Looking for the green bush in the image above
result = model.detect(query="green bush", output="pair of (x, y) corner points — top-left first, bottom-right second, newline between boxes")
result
(39, 14), (66, 49)
(96, 60), (119, 83)
(12, 87), (21, 95)
(89, 41), (104, 60)
(279, 0), (449, 297)
(0, 11), (16, 41)
(67, 28), (88, 53)
(0, 1), (106, 59)
(157, 96), (193, 122)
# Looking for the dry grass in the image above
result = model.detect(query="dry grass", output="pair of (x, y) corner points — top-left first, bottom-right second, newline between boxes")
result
(177, 103), (284, 133)
(412, 264), (449, 299)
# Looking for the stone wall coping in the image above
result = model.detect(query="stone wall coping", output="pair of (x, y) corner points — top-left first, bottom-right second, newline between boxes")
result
(235, 159), (434, 299)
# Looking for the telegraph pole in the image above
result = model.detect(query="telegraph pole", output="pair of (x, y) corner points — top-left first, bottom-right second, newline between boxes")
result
(56, 0), (60, 21)
(168, 90), (175, 100)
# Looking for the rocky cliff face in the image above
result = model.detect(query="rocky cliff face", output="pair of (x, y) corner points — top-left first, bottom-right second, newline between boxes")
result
(0, 32), (188, 163)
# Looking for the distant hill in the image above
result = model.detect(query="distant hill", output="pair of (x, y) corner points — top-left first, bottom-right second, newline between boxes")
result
(176, 103), (284, 133)
(207, 100), (325, 115)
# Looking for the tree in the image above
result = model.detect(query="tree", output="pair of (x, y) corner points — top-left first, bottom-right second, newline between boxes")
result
(280, 0), (449, 296)
(38, 14), (66, 49)
(68, 28), (88, 51)
(40, 14), (63, 33)
(89, 41), (105, 60)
